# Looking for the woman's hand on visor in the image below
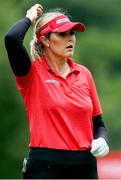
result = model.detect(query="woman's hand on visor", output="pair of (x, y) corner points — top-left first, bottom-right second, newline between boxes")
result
(26, 4), (43, 24)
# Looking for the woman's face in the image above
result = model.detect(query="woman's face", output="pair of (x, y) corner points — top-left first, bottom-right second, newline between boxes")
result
(47, 30), (76, 58)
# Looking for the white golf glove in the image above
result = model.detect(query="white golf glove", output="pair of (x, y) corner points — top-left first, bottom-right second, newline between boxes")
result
(26, 4), (43, 24)
(90, 137), (109, 157)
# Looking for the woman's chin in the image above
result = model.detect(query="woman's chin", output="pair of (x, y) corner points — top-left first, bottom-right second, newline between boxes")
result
(66, 52), (74, 57)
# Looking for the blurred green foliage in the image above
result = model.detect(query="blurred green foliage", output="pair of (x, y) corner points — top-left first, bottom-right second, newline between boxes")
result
(0, 0), (121, 178)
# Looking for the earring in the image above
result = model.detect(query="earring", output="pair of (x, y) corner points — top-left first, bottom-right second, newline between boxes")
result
(46, 44), (50, 48)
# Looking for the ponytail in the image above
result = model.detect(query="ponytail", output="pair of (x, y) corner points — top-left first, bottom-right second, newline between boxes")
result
(30, 35), (44, 60)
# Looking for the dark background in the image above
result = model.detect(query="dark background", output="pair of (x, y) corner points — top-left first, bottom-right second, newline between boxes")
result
(0, 0), (121, 178)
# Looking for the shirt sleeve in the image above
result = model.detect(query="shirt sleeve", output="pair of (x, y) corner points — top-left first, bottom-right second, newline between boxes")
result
(87, 71), (103, 117)
(15, 61), (36, 92)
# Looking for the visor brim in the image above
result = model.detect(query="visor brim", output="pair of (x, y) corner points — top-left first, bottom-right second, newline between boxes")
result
(52, 22), (86, 33)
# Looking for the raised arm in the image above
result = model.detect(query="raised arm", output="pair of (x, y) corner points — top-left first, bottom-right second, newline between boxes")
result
(4, 4), (43, 76)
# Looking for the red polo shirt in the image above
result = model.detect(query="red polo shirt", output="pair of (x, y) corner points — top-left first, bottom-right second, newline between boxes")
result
(15, 56), (102, 150)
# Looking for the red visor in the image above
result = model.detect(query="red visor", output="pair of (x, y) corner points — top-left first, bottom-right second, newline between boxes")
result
(36, 15), (86, 43)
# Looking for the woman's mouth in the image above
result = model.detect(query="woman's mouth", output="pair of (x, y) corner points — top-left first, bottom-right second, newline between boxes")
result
(66, 45), (73, 49)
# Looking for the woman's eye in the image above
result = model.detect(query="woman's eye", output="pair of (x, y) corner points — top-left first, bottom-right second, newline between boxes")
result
(59, 32), (67, 36)
(70, 31), (75, 35)
(58, 31), (75, 36)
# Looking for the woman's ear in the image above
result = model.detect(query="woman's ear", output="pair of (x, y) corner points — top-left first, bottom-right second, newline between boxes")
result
(40, 36), (50, 47)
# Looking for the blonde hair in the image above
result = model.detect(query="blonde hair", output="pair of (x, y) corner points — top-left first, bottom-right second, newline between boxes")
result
(30, 9), (68, 60)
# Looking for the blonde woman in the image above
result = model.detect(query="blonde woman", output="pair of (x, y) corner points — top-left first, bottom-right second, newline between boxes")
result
(5, 4), (109, 179)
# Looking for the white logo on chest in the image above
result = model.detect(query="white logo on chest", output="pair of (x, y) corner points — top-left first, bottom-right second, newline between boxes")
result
(45, 79), (61, 85)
